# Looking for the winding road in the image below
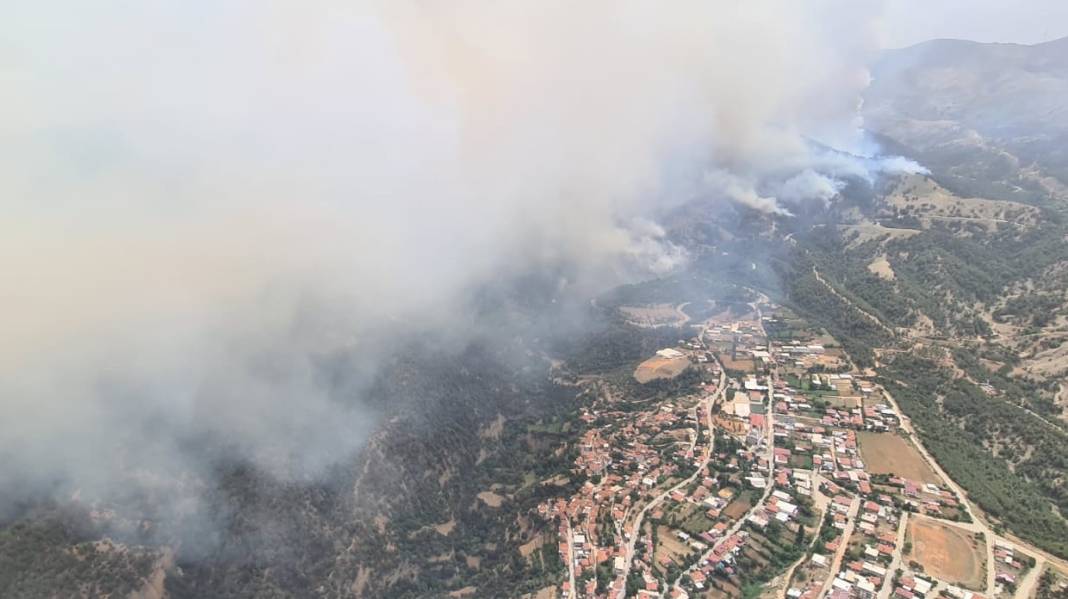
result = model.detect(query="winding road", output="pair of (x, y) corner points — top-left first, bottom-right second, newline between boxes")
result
(612, 353), (726, 599)
(669, 303), (779, 596)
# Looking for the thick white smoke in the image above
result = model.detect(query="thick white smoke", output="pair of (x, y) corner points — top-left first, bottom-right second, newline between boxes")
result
(2, 0), (911, 510)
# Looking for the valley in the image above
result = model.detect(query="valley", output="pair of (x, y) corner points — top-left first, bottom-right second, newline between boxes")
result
(4, 25), (1068, 599)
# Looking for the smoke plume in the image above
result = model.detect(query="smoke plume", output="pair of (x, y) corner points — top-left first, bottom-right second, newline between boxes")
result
(2, 0), (912, 515)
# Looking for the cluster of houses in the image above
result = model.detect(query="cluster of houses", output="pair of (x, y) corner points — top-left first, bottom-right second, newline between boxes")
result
(826, 495), (901, 599)
(631, 322), (793, 596)
(673, 478), (814, 596)
(543, 310), (1006, 599)
(784, 473), (905, 599)
(880, 477), (964, 519)
(989, 538), (1036, 596)
(890, 573), (936, 599)
(538, 339), (726, 598)
(703, 319), (765, 350)
(765, 333), (914, 599)
(747, 489), (801, 529)
(646, 468), (769, 584)
(777, 341), (847, 371)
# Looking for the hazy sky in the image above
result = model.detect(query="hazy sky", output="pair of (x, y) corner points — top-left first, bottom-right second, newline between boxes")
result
(881, 0), (1068, 48)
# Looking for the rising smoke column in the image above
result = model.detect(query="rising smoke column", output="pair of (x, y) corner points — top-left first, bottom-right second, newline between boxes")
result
(2, 0), (906, 512)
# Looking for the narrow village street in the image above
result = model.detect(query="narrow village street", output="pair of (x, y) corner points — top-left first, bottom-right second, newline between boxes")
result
(773, 483), (831, 599)
(876, 513), (909, 599)
(614, 363), (727, 599)
(818, 496), (859, 599)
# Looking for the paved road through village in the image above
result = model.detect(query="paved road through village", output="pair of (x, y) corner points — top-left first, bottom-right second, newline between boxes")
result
(612, 350), (726, 599)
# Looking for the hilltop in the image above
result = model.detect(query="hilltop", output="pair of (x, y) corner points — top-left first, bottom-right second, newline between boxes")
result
(865, 36), (1068, 202)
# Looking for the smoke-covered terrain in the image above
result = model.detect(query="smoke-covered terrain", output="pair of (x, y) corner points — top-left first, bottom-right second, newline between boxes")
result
(865, 35), (1068, 198)
(4, 2), (1068, 598)
(2, 1), (909, 518)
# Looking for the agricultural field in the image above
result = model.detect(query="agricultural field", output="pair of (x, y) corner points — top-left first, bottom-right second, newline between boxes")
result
(858, 431), (942, 484)
(906, 517), (987, 590)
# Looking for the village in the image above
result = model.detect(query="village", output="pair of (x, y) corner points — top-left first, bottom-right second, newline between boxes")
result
(537, 301), (1064, 599)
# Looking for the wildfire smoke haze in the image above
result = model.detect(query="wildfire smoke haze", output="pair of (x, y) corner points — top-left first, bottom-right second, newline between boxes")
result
(4, 0), (919, 516)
